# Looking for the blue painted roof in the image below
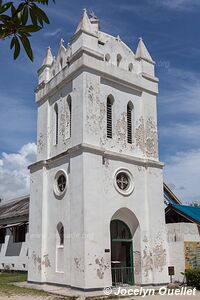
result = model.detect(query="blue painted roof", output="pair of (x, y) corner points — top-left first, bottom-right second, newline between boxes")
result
(172, 204), (200, 223)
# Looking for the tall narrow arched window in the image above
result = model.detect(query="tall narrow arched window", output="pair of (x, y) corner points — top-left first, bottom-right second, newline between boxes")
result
(67, 95), (72, 139)
(107, 95), (114, 139)
(117, 54), (122, 67)
(127, 102), (133, 144)
(57, 222), (64, 246)
(54, 103), (58, 145)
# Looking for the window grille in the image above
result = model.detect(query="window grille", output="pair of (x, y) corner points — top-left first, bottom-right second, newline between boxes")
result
(107, 98), (112, 138)
(127, 104), (132, 144)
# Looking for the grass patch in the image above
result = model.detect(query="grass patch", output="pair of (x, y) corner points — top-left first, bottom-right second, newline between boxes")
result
(0, 272), (62, 298)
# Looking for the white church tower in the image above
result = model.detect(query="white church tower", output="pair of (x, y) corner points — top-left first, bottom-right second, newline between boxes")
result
(28, 10), (169, 289)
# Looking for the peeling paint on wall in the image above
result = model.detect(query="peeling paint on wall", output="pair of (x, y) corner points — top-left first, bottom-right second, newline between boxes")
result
(86, 82), (105, 136)
(116, 112), (127, 151)
(134, 251), (141, 275)
(32, 252), (51, 272)
(135, 117), (145, 153)
(153, 244), (166, 271)
(142, 246), (153, 277)
(145, 118), (158, 159)
(95, 257), (110, 279)
(37, 133), (45, 154)
(74, 257), (84, 272)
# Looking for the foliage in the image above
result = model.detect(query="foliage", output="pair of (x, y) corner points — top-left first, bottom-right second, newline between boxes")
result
(0, 0), (55, 61)
(189, 201), (200, 208)
(185, 268), (200, 290)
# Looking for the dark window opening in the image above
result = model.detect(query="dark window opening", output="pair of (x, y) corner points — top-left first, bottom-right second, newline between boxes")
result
(57, 223), (64, 246)
(0, 228), (6, 244)
(13, 225), (26, 243)
(107, 97), (113, 138)
(54, 103), (58, 145)
(127, 103), (133, 144)
(67, 96), (72, 138)
(57, 174), (66, 193)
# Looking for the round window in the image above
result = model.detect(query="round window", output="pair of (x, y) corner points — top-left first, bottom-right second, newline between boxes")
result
(116, 172), (130, 191)
(54, 170), (67, 197)
(57, 174), (66, 193)
(114, 169), (134, 196)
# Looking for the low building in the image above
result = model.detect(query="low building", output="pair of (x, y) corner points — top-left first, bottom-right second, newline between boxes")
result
(0, 196), (29, 271)
(166, 204), (200, 282)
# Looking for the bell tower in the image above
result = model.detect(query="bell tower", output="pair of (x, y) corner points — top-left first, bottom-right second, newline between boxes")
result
(28, 9), (169, 289)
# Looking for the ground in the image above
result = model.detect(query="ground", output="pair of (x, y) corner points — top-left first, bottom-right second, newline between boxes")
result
(0, 272), (68, 300)
(0, 273), (199, 300)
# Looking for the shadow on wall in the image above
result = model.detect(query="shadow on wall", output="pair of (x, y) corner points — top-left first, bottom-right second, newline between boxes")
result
(5, 235), (22, 257)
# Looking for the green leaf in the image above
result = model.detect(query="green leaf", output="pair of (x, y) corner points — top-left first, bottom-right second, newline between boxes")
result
(13, 36), (20, 60)
(34, 6), (49, 24)
(22, 6), (29, 25)
(23, 25), (42, 33)
(19, 33), (34, 61)
(0, 2), (12, 14)
(30, 7), (38, 25)
(10, 36), (15, 49)
(11, 3), (16, 16)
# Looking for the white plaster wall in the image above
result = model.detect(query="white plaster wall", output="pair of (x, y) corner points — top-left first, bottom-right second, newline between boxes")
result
(0, 230), (28, 271)
(167, 223), (200, 282)
(28, 166), (48, 283)
(82, 151), (168, 288)
(29, 15), (168, 289)
(83, 71), (158, 161)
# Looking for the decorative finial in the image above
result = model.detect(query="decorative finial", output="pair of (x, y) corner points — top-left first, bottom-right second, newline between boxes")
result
(83, 8), (87, 13)
(139, 37), (143, 41)
(89, 11), (97, 19)
(116, 35), (121, 41)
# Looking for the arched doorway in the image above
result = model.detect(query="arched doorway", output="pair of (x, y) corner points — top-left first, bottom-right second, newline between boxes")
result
(110, 219), (134, 286)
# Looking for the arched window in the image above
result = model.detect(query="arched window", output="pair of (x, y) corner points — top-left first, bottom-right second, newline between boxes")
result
(107, 95), (114, 139)
(117, 54), (122, 66)
(57, 222), (64, 246)
(129, 63), (133, 72)
(105, 53), (110, 62)
(127, 102), (133, 144)
(60, 58), (63, 69)
(54, 103), (58, 145)
(67, 95), (72, 138)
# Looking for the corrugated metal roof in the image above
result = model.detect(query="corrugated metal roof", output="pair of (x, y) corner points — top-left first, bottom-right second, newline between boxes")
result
(171, 204), (200, 223)
(0, 196), (29, 221)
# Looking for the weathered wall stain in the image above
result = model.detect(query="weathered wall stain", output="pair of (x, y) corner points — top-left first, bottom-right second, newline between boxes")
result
(142, 246), (153, 277)
(145, 118), (158, 159)
(134, 250), (141, 275)
(74, 257), (84, 272)
(116, 112), (127, 151)
(135, 117), (145, 153)
(95, 257), (109, 279)
(153, 244), (166, 271)
(86, 82), (105, 136)
(32, 252), (51, 271)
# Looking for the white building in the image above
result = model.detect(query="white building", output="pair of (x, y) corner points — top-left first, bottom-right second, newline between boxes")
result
(28, 10), (169, 290)
(0, 196), (29, 271)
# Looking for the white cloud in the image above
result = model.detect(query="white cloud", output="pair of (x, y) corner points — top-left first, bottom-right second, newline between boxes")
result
(0, 143), (37, 201)
(159, 122), (200, 147)
(44, 28), (62, 37)
(164, 149), (200, 203)
(159, 67), (200, 115)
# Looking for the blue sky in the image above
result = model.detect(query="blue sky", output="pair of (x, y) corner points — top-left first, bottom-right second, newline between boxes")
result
(0, 0), (200, 202)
